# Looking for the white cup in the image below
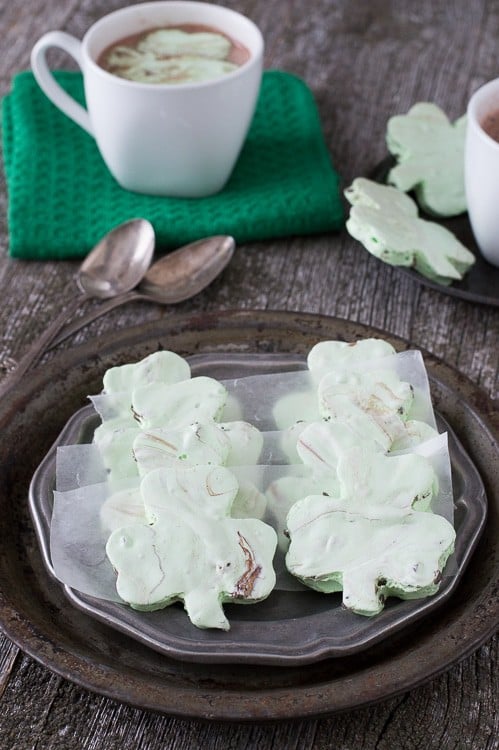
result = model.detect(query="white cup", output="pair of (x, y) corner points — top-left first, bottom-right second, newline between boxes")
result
(31, 1), (263, 197)
(465, 77), (499, 267)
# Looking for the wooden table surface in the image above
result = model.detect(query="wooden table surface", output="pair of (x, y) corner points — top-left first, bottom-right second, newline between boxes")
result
(0, 1), (497, 747)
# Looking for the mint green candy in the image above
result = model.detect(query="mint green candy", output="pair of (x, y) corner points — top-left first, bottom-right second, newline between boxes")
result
(307, 338), (396, 380)
(387, 102), (467, 217)
(106, 465), (277, 629)
(286, 498), (455, 615)
(345, 178), (475, 285)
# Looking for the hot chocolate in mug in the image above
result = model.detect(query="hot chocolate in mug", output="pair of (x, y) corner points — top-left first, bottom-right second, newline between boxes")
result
(31, 1), (264, 196)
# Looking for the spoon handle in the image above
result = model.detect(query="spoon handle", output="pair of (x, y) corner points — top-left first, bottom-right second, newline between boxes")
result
(49, 290), (141, 349)
(0, 294), (87, 396)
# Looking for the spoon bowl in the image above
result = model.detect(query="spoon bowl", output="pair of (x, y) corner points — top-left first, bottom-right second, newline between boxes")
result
(77, 218), (155, 298)
(140, 235), (235, 303)
(50, 235), (235, 347)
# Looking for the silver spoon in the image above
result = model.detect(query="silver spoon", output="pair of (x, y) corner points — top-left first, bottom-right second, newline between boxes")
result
(0, 218), (155, 394)
(50, 235), (235, 348)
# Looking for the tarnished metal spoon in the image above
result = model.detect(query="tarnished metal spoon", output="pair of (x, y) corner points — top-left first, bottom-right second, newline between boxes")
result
(50, 235), (235, 348)
(0, 218), (155, 394)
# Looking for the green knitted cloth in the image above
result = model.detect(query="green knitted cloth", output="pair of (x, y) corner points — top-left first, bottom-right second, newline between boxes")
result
(2, 70), (343, 259)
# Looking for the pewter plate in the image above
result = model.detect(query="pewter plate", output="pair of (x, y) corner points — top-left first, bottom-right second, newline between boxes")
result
(28, 351), (487, 666)
(0, 311), (497, 720)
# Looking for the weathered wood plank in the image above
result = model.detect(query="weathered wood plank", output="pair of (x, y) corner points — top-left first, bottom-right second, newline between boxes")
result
(0, 635), (19, 700)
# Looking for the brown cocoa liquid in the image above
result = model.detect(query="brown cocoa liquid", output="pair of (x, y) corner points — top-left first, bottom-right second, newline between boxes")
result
(481, 107), (499, 142)
(98, 24), (250, 82)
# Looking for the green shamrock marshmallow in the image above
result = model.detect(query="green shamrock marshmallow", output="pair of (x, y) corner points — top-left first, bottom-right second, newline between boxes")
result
(286, 498), (455, 615)
(345, 178), (475, 285)
(106, 465), (277, 629)
(285, 422), (453, 615)
(386, 102), (467, 217)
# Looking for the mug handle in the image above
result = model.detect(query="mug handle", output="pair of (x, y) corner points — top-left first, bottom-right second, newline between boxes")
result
(30, 31), (94, 136)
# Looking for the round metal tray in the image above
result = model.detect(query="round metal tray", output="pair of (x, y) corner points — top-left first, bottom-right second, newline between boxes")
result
(0, 310), (497, 721)
(28, 356), (486, 666)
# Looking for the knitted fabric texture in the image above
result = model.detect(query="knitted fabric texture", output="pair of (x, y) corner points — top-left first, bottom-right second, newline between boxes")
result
(2, 70), (343, 260)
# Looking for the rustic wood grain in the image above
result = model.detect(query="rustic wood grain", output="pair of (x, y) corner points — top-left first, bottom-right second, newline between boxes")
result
(0, 0), (497, 748)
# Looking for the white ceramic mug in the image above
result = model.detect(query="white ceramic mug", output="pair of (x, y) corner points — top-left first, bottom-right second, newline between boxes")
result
(465, 77), (499, 267)
(31, 1), (263, 197)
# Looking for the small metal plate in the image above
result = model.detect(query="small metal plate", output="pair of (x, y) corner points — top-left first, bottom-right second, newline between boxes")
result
(29, 353), (486, 666)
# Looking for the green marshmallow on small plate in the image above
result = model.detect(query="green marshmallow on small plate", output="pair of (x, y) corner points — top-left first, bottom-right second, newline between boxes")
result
(217, 421), (264, 466)
(131, 376), (227, 430)
(283, 414), (456, 616)
(103, 350), (191, 396)
(345, 178), (475, 285)
(133, 422), (230, 476)
(106, 465), (277, 629)
(319, 366), (414, 421)
(102, 351), (191, 419)
(296, 421), (437, 512)
(307, 338), (396, 381)
(132, 420), (263, 476)
(386, 102), (467, 217)
(285, 497), (455, 616)
(93, 417), (140, 487)
(268, 418), (438, 557)
(316, 366), (436, 452)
